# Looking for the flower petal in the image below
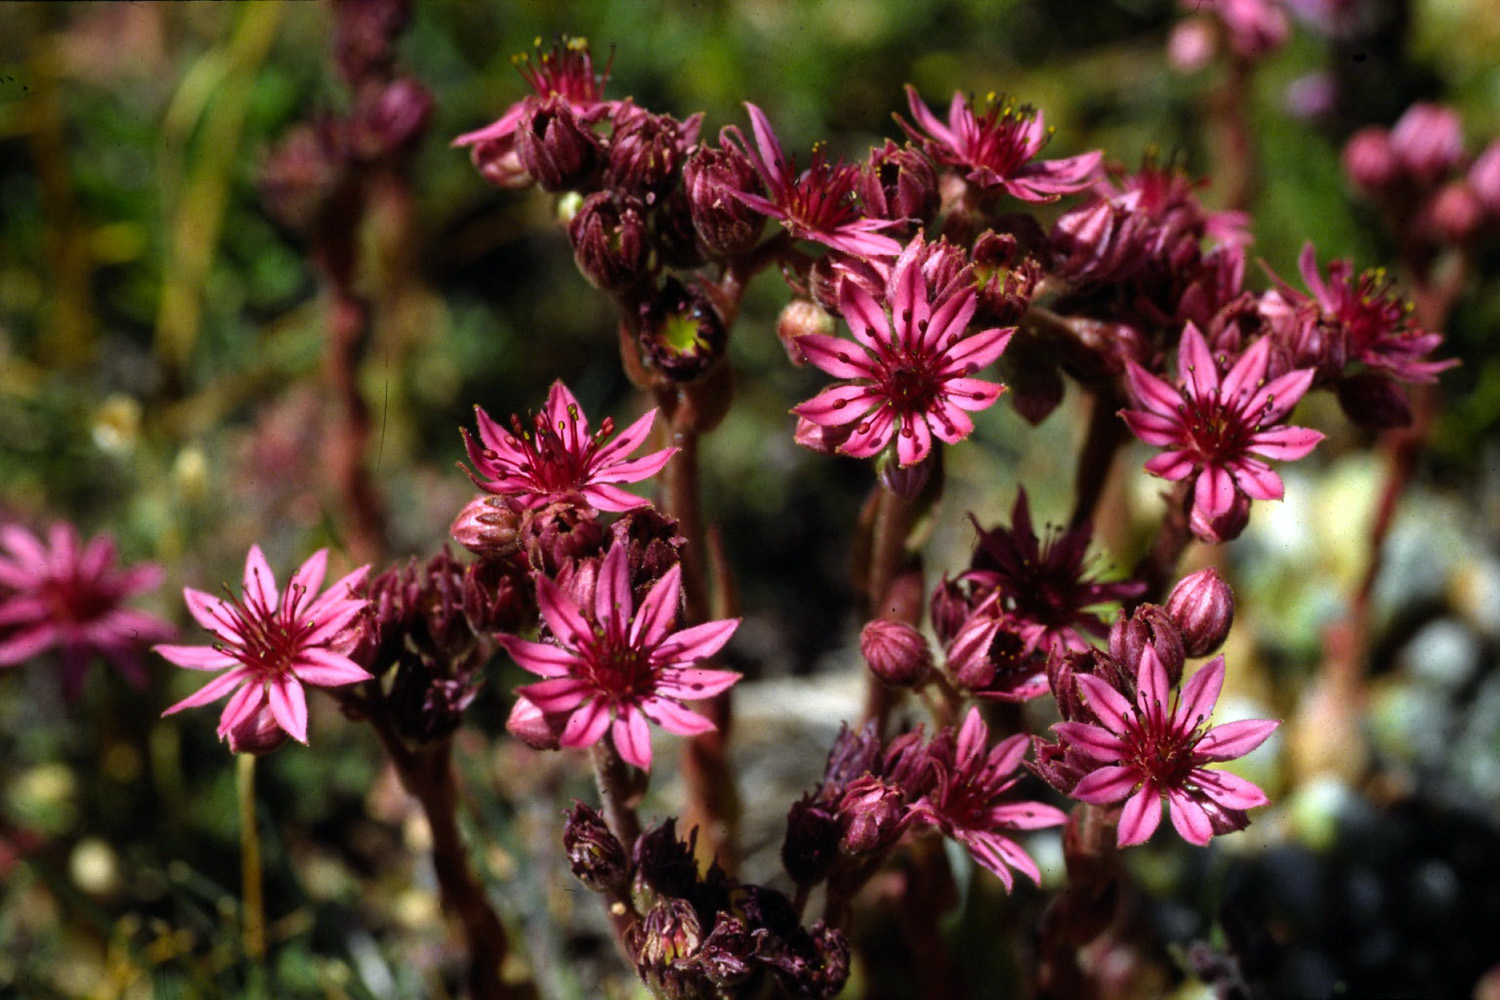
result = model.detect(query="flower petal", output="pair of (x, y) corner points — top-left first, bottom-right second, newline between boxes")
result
(612, 707), (654, 771)
(654, 666), (741, 701)
(1075, 673), (1133, 732)
(154, 643), (239, 672)
(559, 698), (612, 749)
(1192, 767), (1270, 810)
(1053, 721), (1128, 761)
(639, 696), (717, 736)
(1176, 656), (1225, 730)
(653, 618), (740, 665)
(631, 564), (683, 648)
(291, 647), (374, 687)
(1071, 764), (1140, 804)
(1117, 784), (1162, 846)
(498, 635), (579, 678)
(162, 667), (253, 715)
(1197, 718), (1279, 761)
(1167, 788), (1213, 846)
(268, 676), (309, 744)
(792, 384), (881, 427)
(798, 334), (877, 380)
(243, 545), (279, 614)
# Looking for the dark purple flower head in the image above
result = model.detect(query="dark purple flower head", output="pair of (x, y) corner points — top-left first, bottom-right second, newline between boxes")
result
(906, 708), (1067, 890)
(899, 87), (1101, 202)
(965, 488), (1145, 655)
(0, 523), (174, 701)
(728, 103), (903, 258)
(452, 36), (610, 153)
(498, 544), (740, 771)
(1121, 324), (1323, 543)
(792, 234), (1012, 468)
(464, 380), (678, 514)
(942, 599), (1051, 702)
(158, 546), (372, 746)
(1053, 648), (1278, 846)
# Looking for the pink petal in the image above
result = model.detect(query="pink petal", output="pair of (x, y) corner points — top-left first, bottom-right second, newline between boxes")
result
(927, 402), (975, 445)
(1144, 449), (1198, 481)
(653, 618), (739, 665)
(612, 707), (654, 771)
(895, 412), (933, 467)
(938, 326), (1010, 376)
(798, 334), (877, 380)
(1192, 465), (1237, 523)
(216, 679), (266, 737)
(1136, 647), (1171, 723)
(639, 696), (717, 736)
(990, 801), (1068, 830)
(1249, 367), (1316, 423)
(1220, 337), (1271, 403)
(1121, 410), (1184, 448)
(1126, 363), (1184, 417)
(594, 544), (633, 635)
(544, 380), (588, 442)
(1251, 425), (1323, 462)
(1192, 767), (1270, 810)
(1176, 656), (1225, 730)
(535, 575), (591, 647)
(288, 549), (329, 613)
(654, 666), (741, 701)
(472, 405), (518, 455)
(154, 643), (239, 672)
(631, 564), (683, 648)
(498, 635), (580, 678)
(0, 623), (58, 665)
(162, 667), (253, 715)
(743, 103), (788, 187)
(594, 447), (677, 485)
(838, 278), (893, 354)
(1167, 788), (1213, 846)
(960, 830), (1037, 889)
(184, 587), (237, 636)
(1197, 718), (1279, 761)
(302, 600), (366, 646)
(1177, 323), (1220, 400)
(939, 376), (1005, 413)
(591, 408), (656, 467)
(1075, 673), (1133, 732)
(517, 677), (591, 713)
(291, 647), (373, 687)
(268, 676), (309, 744)
(793, 384), (881, 427)
(1230, 459), (1284, 501)
(1071, 765), (1140, 804)
(243, 545), (279, 614)
(925, 286), (980, 354)
(1, 524), (48, 568)
(1052, 721), (1128, 761)
(837, 407), (896, 459)
(580, 483), (652, 512)
(1117, 785), (1162, 846)
(904, 85), (955, 147)
(305, 566), (370, 619)
(559, 698), (612, 749)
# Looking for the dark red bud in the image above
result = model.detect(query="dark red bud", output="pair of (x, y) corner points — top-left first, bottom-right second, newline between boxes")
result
(568, 192), (648, 290)
(563, 801), (631, 895)
(607, 107), (697, 198)
(837, 775), (906, 854)
(1165, 568), (1235, 658)
(1189, 490), (1251, 545)
(506, 695), (563, 750)
(1342, 127), (1397, 194)
(224, 703), (290, 756)
(860, 139), (938, 231)
(516, 94), (601, 192)
(782, 797), (839, 886)
(1336, 372), (1413, 430)
(859, 618), (932, 688)
(352, 77), (432, 160)
(451, 495), (523, 558)
(681, 135), (764, 258)
(1111, 605), (1186, 686)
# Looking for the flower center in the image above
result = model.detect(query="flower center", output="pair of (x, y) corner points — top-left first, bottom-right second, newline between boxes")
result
(581, 633), (657, 703)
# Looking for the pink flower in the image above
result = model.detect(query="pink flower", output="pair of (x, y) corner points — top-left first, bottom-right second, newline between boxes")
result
(0, 523), (175, 701)
(1121, 324), (1323, 542)
(464, 380), (678, 513)
(157, 546), (372, 746)
(452, 36), (610, 151)
(907, 708), (1067, 889)
(499, 544), (740, 771)
(964, 488), (1145, 655)
(1388, 102), (1464, 184)
(898, 87), (1101, 202)
(792, 236), (1012, 468)
(1055, 648), (1278, 846)
(729, 103), (903, 258)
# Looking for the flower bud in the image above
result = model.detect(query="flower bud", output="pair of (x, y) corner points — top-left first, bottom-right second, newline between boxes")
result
(388, 654), (479, 744)
(1110, 605), (1186, 686)
(837, 776), (906, 854)
(352, 77), (432, 160)
(781, 796), (839, 886)
(1423, 181), (1484, 244)
(563, 802), (631, 895)
(506, 695), (563, 750)
(682, 133), (764, 257)
(462, 559), (533, 634)
(633, 898), (704, 999)
(451, 495), (523, 558)
(1189, 489), (1251, 544)
(1342, 127), (1397, 194)
(776, 298), (835, 366)
(1336, 372), (1413, 430)
(468, 136), (531, 190)
(260, 120), (348, 237)
(522, 502), (605, 576)
(610, 510), (685, 598)
(332, 0), (409, 85)
(1167, 18), (1216, 72)
(697, 916), (755, 988)
(1001, 333), (1064, 426)
(860, 619), (932, 688)
(516, 94), (601, 192)
(971, 230), (1039, 327)
(637, 277), (727, 381)
(1165, 568), (1235, 658)
(1389, 103), (1464, 185)
(607, 106), (699, 198)
(225, 702), (291, 756)
(568, 192), (648, 290)
(877, 452), (933, 502)
(860, 139), (938, 230)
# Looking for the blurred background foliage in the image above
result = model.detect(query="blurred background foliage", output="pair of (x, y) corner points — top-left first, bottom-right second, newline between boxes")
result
(1, 0), (1499, 998)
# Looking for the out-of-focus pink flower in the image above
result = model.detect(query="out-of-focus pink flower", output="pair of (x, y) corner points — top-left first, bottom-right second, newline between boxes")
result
(1283, 72), (1337, 120)
(1470, 139), (1500, 215)
(1121, 324), (1323, 543)
(899, 87), (1101, 203)
(906, 708), (1067, 889)
(964, 489), (1145, 655)
(498, 544), (740, 771)
(158, 547), (372, 746)
(1168, 19), (1218, 72)
(1343, 126), (1398, 193)
(1213, 0), (1291, 58)
(464, 380), (678, 513)
(792, 235), (1012, 468)
(1388, 102), (1465, 185)
(0, 523), (174, 701)
(1054, 649), (1278, 846)
(728, 103), (902, 258)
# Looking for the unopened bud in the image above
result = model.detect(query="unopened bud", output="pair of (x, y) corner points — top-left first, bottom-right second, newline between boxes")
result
(1336, 372), (1413, 430)
(682, 133), (764, 258)
(352, 77), (432, 160)
(516, 94), (601, 192)
(782, 797), (839, 886)
(1189, 490), (1251, 545)
(633, 898), (703, 998)
(1342, 127), (1397, 194)
(1111, 605), (1186, 686)
(506, 695), (563, 750)
(860, 619), (932, 688)
(523, 502), (605, 575)
(1389, 103), (1464, 185)
(225, 703), (291, 756)
(838, 775), (906, 854)
(568, 192), (648, 290)
(1165, 568), (1235, 658)
(861, 139), (938, 230)
(469, 136), (531, 189)
(1424, 181), (1484, 244)
(697, 916), (755, 988)
(451, 495), (523, 557)
(776, 299), (835, 366)
(607, 106), (698, 198)
(563, 802), (630, 895)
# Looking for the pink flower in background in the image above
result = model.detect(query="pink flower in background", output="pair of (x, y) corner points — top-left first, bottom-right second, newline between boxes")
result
(793, 236), (1012, 467)
(899, 87), (1101, 202)
(157, 547), (371, 746)
(0, 523), (174, 701)
(729, 103), (903, 258)
(1054, 648), (1278, 846)
(499, 543), (740, 772)
(464, 380), (677, 513)
(1121, 324), (1322, 541)
(906, 708), (1067, 889)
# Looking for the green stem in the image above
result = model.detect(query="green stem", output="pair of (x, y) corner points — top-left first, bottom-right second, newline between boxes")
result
(237, 754), (266, 967)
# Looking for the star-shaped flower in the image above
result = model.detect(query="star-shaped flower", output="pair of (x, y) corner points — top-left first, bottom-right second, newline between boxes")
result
(899, 87), (1101, 202)
(464, 380), (678, 513)
(157, 547), (372, 746)
(1053, 648), (1278, 846)
(1120, 324), (1323, 542)
(792, 236), (1012, 468)
(499, 544), (740, 771)
(0, 523), (174, 701)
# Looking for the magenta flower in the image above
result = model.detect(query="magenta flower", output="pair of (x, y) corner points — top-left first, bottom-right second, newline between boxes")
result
(899, 87), (1101, 202)
(1054, 648), (1279, 847)
(1121, 324), (1323, 542)
(964, 488), (1145, 655)
(452, 36), (610, 150)
(729, 103), (902, 258)
(499, 544), (740, 771)
(792, 236), (1013, 468)
(157, 547), (371, 746)
(0, 523), (174, 701)
(907, 708), (1067, 889)
(464, 380), (678, 513)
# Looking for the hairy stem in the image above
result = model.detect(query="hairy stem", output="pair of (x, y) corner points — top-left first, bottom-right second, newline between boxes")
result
(1070, 388), (1128, 530)
(590, 737), (644, 851)
(236, 753), (266, 966)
